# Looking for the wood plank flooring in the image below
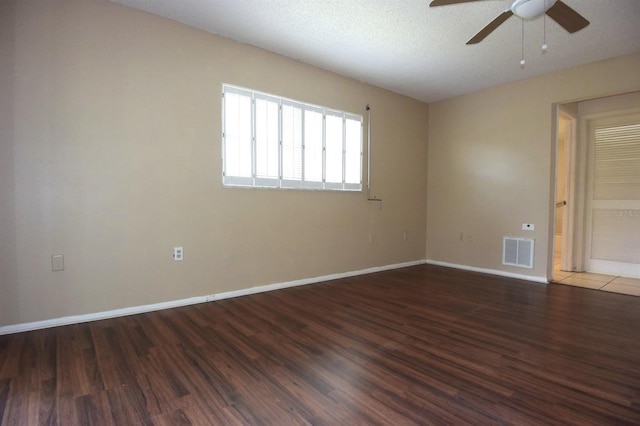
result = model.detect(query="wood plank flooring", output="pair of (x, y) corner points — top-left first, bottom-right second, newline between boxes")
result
(1, 264), (640, 425)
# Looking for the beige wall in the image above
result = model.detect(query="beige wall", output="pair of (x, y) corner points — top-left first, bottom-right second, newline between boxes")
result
(427, 53), (640, 279)
(1, 0), (428, 327)
(0, 1), (19, 326)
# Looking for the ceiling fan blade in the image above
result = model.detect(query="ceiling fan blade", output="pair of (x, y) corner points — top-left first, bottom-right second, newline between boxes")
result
(466, 10), (513, 44)
(545, 0), (589, 33)
(429, 0), (484, 6)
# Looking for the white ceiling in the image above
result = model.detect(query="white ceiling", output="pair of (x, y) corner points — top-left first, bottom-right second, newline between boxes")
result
(111, 0), (640, 103)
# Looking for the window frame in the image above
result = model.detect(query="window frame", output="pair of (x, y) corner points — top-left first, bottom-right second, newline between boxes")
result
(222, 84), (363, 192)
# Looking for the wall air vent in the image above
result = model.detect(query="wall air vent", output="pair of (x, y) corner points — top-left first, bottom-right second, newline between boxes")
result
(503, 237), (534, 269)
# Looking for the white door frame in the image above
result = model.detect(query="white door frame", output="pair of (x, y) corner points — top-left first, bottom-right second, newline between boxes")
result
(559, 108), (577, 272)
(550, 104), (578, 280)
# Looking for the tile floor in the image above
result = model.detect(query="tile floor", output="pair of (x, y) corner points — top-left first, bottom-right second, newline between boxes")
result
(552, 256), (640, 296)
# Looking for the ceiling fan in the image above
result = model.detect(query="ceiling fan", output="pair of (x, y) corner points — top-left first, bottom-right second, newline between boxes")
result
(429, 0), (590, 45)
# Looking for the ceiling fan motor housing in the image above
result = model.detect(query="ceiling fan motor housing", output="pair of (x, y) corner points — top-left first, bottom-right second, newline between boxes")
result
(511, 0), (557, 20)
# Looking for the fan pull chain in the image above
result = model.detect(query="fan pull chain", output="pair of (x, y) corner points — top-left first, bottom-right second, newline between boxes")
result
(520, 20), (525, 67)
(542, 5), (548, 52)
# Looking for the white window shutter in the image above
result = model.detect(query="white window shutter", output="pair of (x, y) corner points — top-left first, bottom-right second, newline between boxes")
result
(223, 89), (252, 181)
(304, 109), (323, 183)
(325, 112), (343, 184)
(255, 95), (280, 182)
(345, 115), (362, 185)
(282, 102), (303, 183)
(594, 123), (640, 200)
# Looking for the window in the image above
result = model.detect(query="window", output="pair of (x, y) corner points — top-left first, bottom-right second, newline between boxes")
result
(222, 85), (362, 191)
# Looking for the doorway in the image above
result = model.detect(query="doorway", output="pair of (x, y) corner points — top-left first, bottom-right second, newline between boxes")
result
(551, 93), (640, 296)
(552, 107), (576, 280)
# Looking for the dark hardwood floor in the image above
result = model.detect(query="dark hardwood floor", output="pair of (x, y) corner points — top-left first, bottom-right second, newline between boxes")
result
(1, 264), (640, 425)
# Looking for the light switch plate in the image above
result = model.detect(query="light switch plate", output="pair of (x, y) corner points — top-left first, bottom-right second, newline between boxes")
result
(52, 254), (64, 272)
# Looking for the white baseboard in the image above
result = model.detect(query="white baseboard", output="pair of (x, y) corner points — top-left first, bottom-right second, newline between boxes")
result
(0, 259), (427, 336)
(425, 259), (548, 284)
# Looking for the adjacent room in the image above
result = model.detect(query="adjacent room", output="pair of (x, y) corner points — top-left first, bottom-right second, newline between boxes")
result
(1, 0), (639, 423)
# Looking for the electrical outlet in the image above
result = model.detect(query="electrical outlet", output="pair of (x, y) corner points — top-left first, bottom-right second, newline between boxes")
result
(173, 246), (184, 261)
(522, 223), (534, 231)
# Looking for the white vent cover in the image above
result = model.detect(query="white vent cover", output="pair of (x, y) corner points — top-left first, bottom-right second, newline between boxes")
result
(503, 237), (534, 269)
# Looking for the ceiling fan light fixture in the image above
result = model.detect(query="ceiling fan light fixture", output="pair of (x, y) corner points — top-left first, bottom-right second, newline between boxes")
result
(511, 0), (557, 20)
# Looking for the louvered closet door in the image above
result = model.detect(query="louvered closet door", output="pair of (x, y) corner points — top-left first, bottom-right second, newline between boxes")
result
(584, 113), (640, 277)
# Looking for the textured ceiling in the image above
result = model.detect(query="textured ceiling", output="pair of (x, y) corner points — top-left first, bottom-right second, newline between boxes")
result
(110, 0), (640, 103)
